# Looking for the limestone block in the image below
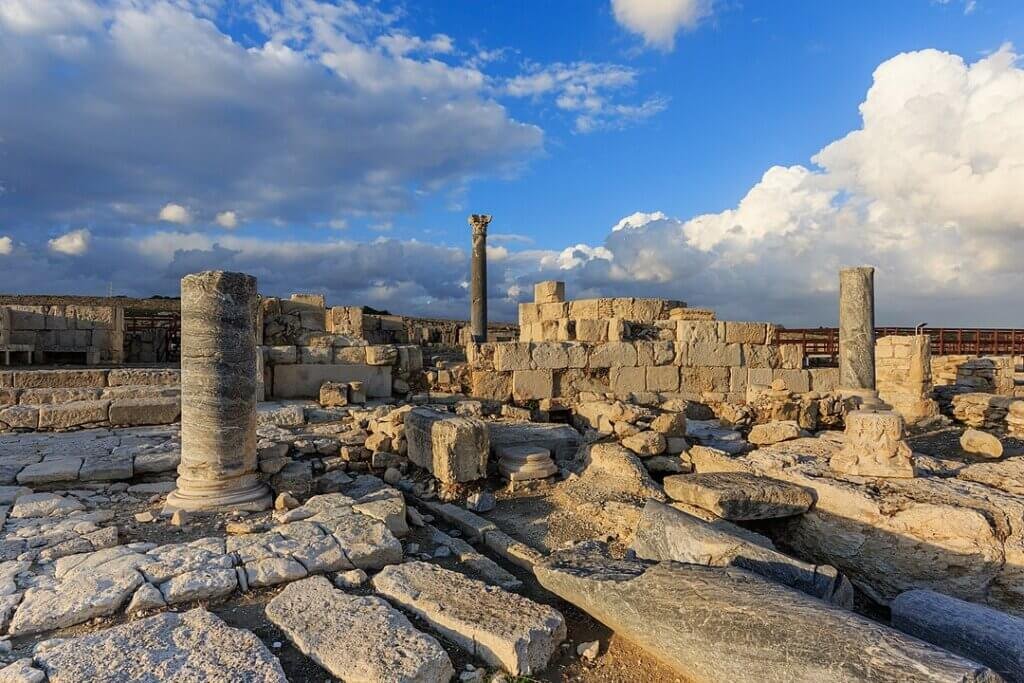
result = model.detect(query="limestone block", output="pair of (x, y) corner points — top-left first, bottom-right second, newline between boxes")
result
(534, 280), (565, 304)
(637, 341), (675, 366)
(518, 303), (541, 324)
(267, 577), (453, 683)
(622, 431), (666, 457)
(607, 318), (626, 341)
(724, 321), (768, 345)
(272, 365), (391, 399)
(831, 410), (915, 478)
(0, 387), (18, 405)
(108, 398), (181, 426)
(299, 345), (332, 364)
(17, 387), (102, 405)
(266, 346), (298, 364)
(729, 367), (748, 394)
(676, 320), (723, 345)
(366, 345), (398, 366)
(532, 342), (569, 369)
(780, 343), (805, 369)
(494, 343), (534, 371)
(646, 366), (680, 393)
(590, 342), (638, 368)
(555, 318), (574, 341)
(373, 562), (565, 676)
(680, 367), (730, 395)
(319, 382), (348, 407)
(773, 369), (811, 393)
(405, 408), (489, 483)
(470, 371), (512, 401)
(106, 368), (180, 386)
(33, 608), (287, 682)
(664, 472), (814, 520)
(960, 428), (1003, 458)
(744, 343), (781, 369)
(333, 346), (366, 364)
(0, 405), (39, 429)
(513, 370), (554, 401)
(686, 341), (742, 367)
(38, 400), (110, 429)
(610, 366), (646, 396)
(564, 343), (589, 368)
(569, 298), (610, 319)
(748, 420), (802, 445)
(575, 319), (607, 342)
(537, 302), (568, 322)
(13, 369), (108, 389)
(810, 368), (840, 393)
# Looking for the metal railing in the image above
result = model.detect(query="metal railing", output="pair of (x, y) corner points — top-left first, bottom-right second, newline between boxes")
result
(775, 327), (1024, 365)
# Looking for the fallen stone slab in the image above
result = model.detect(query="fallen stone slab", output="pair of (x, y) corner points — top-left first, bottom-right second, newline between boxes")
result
(107, 397), (181, 426)
(373, 561), (565, 675)
(663, 471), (813, 520)
(535, 542), (1000, 683)
(9, 568), (143, 636)
(37, 400), (110, 430)
(0, 658), (45, 682)
(488, 422), (581, 463)
(16, 458), (83, 486)
(32, 608), (286, 682)
(631, 500), (853, 607)
(748, 420), (803, 446)
(420, 501), (497, 541)
(960, 428), (1004, 459)
(892, 589), (1024, 683)
(10, 492), (85, 518)
(266, 576), (454, 683)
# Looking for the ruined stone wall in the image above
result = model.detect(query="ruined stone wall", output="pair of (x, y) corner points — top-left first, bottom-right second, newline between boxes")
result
(931, 354), (1016, 395)
(259, 296), (423, 399)
(327, 305), (516, 346)
(0, 303), (124, 363)
(518, 296), (713, 343)
(875, 335), (938, 421)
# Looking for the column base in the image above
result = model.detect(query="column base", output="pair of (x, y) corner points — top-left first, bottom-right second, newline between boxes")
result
(165, 481), (273, 513)
(840, 388), (890, 412)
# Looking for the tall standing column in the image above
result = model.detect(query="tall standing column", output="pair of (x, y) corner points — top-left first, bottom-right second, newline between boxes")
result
(166, 271), (272, 511)
(469, 214), (491, 344)
(839, 266), (885, 410)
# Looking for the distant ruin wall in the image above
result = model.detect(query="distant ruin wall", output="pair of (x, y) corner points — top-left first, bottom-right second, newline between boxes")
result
(875, 335), (938, 421)
(931, 354), (1016, 395)
(0, 303), (125, 364)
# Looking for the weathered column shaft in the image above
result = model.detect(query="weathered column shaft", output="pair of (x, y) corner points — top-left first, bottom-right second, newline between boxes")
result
(167, 270), (271, 511)
(469, 214), (490, 343)
(839, 266), (877, 394)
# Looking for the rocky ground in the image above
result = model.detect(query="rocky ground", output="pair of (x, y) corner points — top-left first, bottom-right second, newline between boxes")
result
(0, 390), (1021, 681)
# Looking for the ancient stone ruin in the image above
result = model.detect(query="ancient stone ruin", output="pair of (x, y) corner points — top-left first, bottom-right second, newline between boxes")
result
(0, 235), (1022, 682)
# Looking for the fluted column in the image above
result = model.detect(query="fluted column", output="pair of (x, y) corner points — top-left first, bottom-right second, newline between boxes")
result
(469, 214), (491, 344)
(839, 266), (885, 410)
(166, 270), (272, 511)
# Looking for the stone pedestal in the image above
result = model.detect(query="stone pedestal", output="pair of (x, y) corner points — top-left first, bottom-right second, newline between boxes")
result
(839, 267), (886, 410)
(830, 410), (915, 478)
(469, 214), (491, 344)
(166, 271), (272, 511)
(497, 445), (558, 481)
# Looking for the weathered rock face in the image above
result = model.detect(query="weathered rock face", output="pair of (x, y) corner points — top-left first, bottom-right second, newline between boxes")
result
(167, 271), (271, 511)
(535, 542), (1000, 683)
(373, 561), (565, 676)
(690, 439), (1024, 615)
(404, 408), (488, 483)
(32, 608), (287, 682)
(662, 472), (814, 520)
(960, 428), (1004, 459)
(631, 500), (853, 607)
(830, 410), (915, 478)
(266, 576), (454, 683)
(892, 589), (1024, 683)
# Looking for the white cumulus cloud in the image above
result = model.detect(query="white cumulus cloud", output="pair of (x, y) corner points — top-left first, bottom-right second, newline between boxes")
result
(158, 203), (191, 224)
(0, 236), (13, 255)
(215, 211), (238, 229)
(611, 0), (714, 51)
(48, 229), (90, 256)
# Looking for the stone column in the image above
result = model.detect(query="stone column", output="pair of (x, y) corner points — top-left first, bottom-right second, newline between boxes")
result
(166, 271), (272, 512)
(839, 266), (885, 410)
(469, 214), (491, 344)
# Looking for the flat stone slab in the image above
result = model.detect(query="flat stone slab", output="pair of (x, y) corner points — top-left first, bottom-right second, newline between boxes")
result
(32, 608), (286, 682)
(267, 576), (454, 683)
(16, 458), (83, 485)
(373, 561), (565, 675)
(663, 471), (813, 520)
(535, 542), (1000, 683)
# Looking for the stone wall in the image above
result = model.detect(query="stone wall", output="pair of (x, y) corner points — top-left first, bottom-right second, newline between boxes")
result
(931, 354), (1016, 395)
(518, 296), (714, 344)
(0, 303), (124, 364)
(875, 335), (938, 421)
(0, 368), (180, 432)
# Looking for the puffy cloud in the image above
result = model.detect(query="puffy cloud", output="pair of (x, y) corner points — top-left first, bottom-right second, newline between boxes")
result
(505, 62), (667, 132)
(611, 0), (714, 51)
(159, 203), (192, 225)
(0, 236), (12, 255)
(48, 229), (90, 255)
(215, 211), (238, 229)
(543, 47), (1024, 325)
(0, 0), (542, 230)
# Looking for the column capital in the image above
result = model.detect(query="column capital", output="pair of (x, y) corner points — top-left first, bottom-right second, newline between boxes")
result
(469, 214), (491, 236)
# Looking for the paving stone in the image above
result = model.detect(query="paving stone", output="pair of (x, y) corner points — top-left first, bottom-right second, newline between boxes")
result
(158, 566), (237, 604)
(0, 486), (33, 505)
(133, 448), (180, 474)
(267, 576), (453, 683)
(314, 510), (402, 570)
(9, 493), (85, 519)
(352, 488), (409, 537)
(126, 582), (167, 613)
(8, 567), (143, 636)
(33, 608), (286, 682)
(79, 451), (133, 481)
(663, 471), (814, 520)
(373, 561), (565, 675)
(244, 556), (308, 589)
(15, 459), (83, 486)
(0, 658), (45, 683)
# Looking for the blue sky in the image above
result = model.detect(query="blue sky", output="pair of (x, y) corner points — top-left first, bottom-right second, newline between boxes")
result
(1, 0), (1023, 325)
